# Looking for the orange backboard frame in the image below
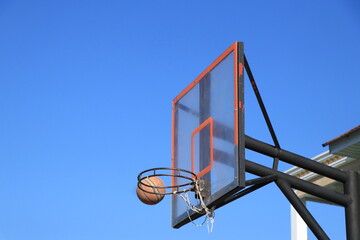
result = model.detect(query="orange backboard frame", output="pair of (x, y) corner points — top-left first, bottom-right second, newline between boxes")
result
(171, 42), (245, 228)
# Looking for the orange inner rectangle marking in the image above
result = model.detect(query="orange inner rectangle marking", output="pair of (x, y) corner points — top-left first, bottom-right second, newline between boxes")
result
(191, 117), (214, 178)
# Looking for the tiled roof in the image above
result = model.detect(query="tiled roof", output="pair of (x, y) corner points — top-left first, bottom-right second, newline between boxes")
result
(322, 125), (360, 147)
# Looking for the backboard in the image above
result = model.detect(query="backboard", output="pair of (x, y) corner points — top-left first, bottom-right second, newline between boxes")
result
(171, 42), (245, 228)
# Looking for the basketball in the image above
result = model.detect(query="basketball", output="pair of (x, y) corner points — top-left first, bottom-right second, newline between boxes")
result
(136, 176), (166, 205)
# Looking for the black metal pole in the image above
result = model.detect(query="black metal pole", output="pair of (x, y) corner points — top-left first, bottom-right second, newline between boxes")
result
(216, 182), (270, 209)
(245, 135), (348, 183)
(217, 175), (278, 208)
(245, 174), (278, 186)
(344, 171), (360, 240)
(244, 55), (281, 170)
(244, 56), (280, 150)
(276, 179), (330, 240)
(245, 160), (350, 206)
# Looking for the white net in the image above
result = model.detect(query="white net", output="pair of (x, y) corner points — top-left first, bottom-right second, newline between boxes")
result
(179, 180), (215, 233)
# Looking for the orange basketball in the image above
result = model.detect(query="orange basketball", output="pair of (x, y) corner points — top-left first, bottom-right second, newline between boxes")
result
(136, 176), (166, 205)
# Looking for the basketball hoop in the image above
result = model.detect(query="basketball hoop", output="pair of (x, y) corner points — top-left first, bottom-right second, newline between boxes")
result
(137, 167), (197, 195)
(137, 167), (215, 232)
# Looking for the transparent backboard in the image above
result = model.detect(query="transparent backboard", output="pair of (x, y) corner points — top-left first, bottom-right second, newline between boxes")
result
(171, 42), (245, 228)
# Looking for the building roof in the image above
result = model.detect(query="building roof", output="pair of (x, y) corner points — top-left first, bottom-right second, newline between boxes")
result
(322, 125), (360, 147)
(321, 124), (360, 159)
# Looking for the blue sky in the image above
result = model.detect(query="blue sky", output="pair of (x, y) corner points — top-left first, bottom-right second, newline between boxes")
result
(0, 1), (359, 239)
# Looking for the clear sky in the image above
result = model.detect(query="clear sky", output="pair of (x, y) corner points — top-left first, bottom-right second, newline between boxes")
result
(0, 1), (359, 240)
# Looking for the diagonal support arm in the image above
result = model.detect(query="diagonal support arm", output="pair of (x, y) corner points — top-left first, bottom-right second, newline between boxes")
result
(216, 175), (278, 209)
(244, 55), (281, 169)
(276, 179), (330, 240)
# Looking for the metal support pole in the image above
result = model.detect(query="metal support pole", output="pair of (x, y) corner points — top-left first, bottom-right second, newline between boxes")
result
(276, 179), (330, 240)
(344, 171), (360, 240)
(217, 175), (278, 209)
(245, 135), (348, 183)
(245, 174), (278, 186)
(244, 55), (281, 170)
(245, 160), (350, 206)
